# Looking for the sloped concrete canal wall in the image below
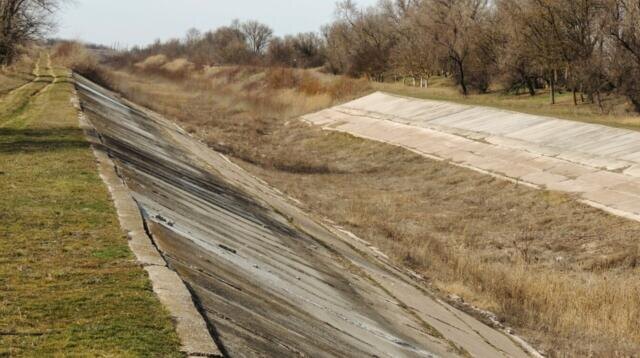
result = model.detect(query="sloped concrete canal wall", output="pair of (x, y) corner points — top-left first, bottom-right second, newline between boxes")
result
(75, 76), (537, 358)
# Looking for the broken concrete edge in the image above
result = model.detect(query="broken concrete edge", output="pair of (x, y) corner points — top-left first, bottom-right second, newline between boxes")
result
(69, 86), (223, 358)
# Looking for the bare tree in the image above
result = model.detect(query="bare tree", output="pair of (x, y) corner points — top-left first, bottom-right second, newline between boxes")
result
(331, 0), (397, 79)
(267, 36), (295, 66)
(606, 0), (640, 110)
(268, 32), (325, 68)
(390, 8), (441, 87)
(505, 0), (567, 103)
(496, 1), (541, 96)
(0, 0), (62, 64)
(184, 27), (202, 46)
(419, 0), (492, 95)
(291, 32), (325, 67)
(241, 20), (273, 54)
(209, 24), (251, 64)
(322, 22), (352, 74)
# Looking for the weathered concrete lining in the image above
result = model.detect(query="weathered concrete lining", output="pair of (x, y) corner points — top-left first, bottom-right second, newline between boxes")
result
(303, 92), (640, 222)
(73, 75), (538, 357)
(72, 88), (222, 357)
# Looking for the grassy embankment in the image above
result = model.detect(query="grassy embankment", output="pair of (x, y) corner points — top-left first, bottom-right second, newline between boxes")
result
(88, 58), (640, 356)
(0, 54), (182, 356)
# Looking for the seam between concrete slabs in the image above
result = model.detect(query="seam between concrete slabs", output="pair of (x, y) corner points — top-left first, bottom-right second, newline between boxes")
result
(70, 87), (222, 358)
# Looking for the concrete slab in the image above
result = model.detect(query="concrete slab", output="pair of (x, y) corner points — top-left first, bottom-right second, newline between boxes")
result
(520, 171), (569, 188)
(545, 179), (604, 194)
(582, 189), (640, 210)
(576, 171), (630, 188)
(545, 162), (596, 179)
(609, 181), (640, 198)
(332, 92), (640, 174)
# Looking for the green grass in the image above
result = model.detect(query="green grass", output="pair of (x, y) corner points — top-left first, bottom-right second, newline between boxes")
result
(377, 77), (640, 131)
(0, 57), (182, 357)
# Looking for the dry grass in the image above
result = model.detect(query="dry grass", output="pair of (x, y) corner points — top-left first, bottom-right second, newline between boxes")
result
(0, 50), (37, 95)
(134, 54), (168, 70)
(51, 42), (99, 77)
(94, 64), (640, 356)
(131, 55), (196, 79)
(161, 58), (195, 77)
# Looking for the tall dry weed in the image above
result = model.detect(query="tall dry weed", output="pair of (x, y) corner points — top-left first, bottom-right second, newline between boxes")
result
(134, 54), (168, 71)
(51, 41), (100, 77)
(161, 58), (195, 78)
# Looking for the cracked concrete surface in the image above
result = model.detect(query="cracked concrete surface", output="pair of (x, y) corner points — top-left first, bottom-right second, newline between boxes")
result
(304, 91), (640, 222)
(73, 76), (538, 357)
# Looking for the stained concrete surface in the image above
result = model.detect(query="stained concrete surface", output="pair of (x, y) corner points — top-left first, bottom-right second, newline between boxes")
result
(304, 92), (640, 222)
(74, 76), (537, 357)
(74, 96), (220, 357)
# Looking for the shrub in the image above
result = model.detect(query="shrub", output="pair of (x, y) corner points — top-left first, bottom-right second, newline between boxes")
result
(51, 41), (99, 76)
(161, 58), (195, 78)
(134, 54), (168, 71)
(297, 72), (323, 95)
(202, 65), (219, 78)
(327, 77), (370, 100)
(265, 67), (328, 96)
(265, 67), (298, 89)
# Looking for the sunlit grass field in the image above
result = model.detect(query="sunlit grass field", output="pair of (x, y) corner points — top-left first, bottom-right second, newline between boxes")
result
(0, 55), (182, 356)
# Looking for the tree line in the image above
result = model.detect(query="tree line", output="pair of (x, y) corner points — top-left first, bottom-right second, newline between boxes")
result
(116, 1), (640, 112)
(4, 0), (640, 112)
(324, 0), (640, 110)
(118, 19), (325, 70)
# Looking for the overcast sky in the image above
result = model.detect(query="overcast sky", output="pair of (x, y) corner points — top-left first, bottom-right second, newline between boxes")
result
(55, 0), (378, 48)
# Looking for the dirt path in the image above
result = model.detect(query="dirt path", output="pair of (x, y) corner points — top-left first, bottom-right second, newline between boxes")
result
(0, 54), (54, 128)
(74, 76), (540, 357)
(304, 92), (640, 223)
(33, 54), (57, 96)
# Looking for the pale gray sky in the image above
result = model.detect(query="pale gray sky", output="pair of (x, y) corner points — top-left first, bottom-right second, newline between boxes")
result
(55, 0), (378, 48)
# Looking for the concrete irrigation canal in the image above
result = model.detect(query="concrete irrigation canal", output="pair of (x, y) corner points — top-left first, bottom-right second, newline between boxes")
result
(74, 75), (538, 357)
(304, 92), (640, 222)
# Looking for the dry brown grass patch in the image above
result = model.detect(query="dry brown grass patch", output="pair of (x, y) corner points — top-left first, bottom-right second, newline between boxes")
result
(160, 58), (195, 78)
(134, 54), (168, 71)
